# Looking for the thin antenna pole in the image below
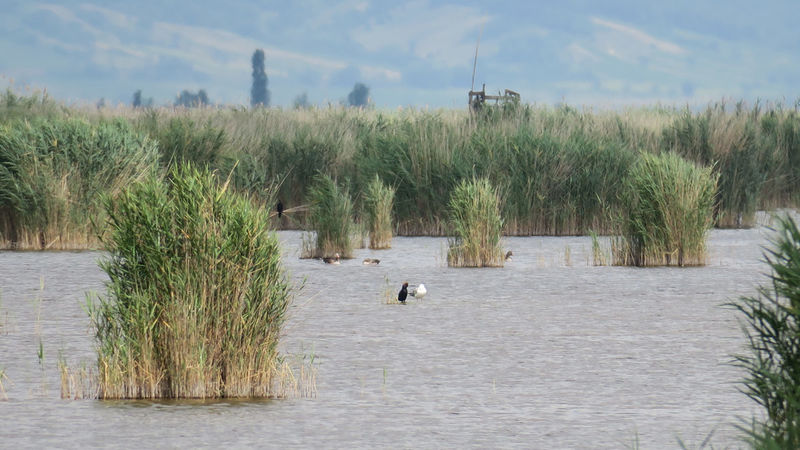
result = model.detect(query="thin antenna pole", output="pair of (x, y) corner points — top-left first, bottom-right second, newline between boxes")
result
(470, 21), (485, 92)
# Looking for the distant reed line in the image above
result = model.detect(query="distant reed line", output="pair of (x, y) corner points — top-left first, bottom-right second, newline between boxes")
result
(2, 90), (799, 247)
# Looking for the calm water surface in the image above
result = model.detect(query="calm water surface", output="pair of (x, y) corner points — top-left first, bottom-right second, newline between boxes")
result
(0, 226), (778, 448)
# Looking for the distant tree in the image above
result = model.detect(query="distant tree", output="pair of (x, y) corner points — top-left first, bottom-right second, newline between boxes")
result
(293, 92), (310, 109)
(96, 97), (106, 109)
(133, 90), (154, 108)
(175, 89), (210, 108)
(347, 82), (369, 108)
(251, 49), (270, 107)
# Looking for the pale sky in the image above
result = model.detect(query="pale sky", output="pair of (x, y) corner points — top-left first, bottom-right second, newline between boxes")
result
(1, 0), (798, 108)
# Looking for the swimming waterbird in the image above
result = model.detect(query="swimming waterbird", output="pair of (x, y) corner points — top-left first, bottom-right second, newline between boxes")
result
(322, 253), (340, 264)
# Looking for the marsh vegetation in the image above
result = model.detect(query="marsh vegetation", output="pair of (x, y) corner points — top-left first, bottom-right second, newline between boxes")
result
(732, 215), (800, 447)
(363, 174), (394, 249)
(447, 177), (505, 267)
(613, 152), (718, 266)
(90, 165), (292, 399)
(305, 174), (354, 259)
(2, 92), (798, 249)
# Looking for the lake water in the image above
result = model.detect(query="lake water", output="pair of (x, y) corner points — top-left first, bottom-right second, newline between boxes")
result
(0, 226), (777, 448)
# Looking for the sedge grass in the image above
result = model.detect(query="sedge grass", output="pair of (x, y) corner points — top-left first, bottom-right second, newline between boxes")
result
(447, 177), (505, 267)
(613, 152), (717, 266)
(89, 164), (292, 399)
(363, 174), (395, 249)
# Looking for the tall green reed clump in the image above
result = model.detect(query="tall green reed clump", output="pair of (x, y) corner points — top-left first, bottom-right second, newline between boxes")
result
(90, 164), (290, 399)
(662, 106), (767, 227)
(490, 129), (635, 235)
(759, 109), (800, 207)
(354, 109), (636, 236)
(0, 118), (158, 249)
(307, 173), (353, 258)
(363, 174), (395, 249)
(354, 112), (461, 235)
(614, 152), (717, 266)
(447, 177), (504, 267)
(731, 215), (800, 447)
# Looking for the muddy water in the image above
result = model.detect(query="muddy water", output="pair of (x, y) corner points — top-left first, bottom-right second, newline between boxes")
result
(0, 227), (775, 448)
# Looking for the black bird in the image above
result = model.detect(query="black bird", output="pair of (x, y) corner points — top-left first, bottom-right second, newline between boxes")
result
(505, 250), (513, 261)
(398, 282), (408, 304)
(276, 200), (284, 218)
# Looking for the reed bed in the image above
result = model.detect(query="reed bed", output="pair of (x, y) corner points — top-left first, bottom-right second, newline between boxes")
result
(137, 111), (226, 171)
(447, 177), (505, 267)
(89, 164), (292, 399)
(662, 102), (800, 227)
(731, 215), (800, 447)
(363, 174), (395, 249)
(3, 91), (800, 241)
(0, 117), (158, 249)
(305, 173), (354, 259)
(613, 152), (717, 266)
(0, 88), (66, 122)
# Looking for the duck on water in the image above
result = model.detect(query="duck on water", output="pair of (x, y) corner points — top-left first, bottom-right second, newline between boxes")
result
(323, 253), (340, 264)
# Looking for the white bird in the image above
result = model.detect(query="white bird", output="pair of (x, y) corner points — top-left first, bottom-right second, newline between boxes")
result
(505, 250), (513, 261)
(409, 283), (426, 299)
